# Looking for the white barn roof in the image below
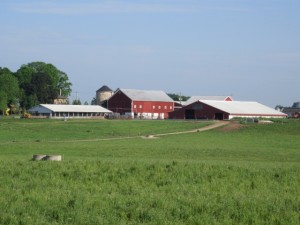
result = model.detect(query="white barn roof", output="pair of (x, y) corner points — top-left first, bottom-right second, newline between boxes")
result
(118, 89), (174, 102)
(29, 104), (112, 113)
(200, 100), (287, 117)
(184, 96), (232, 105)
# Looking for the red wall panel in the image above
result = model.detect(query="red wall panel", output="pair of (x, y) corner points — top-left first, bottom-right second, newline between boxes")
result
(132, 101), (174, 118)
(107, 91), (132, 114)
(169, 102), (229, 120)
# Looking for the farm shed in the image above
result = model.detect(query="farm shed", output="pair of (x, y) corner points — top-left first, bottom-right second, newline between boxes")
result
(183, 96), (233, 106)
(107, 89), (174, 119)
(281, 102), (300, 118)
(169, 100), (287, 120)
(282, 107), (300, 118)
(28, 104), (112, 119)
(175, 95), (233, 110)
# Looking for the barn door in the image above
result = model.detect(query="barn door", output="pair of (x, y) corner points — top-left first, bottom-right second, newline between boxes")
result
(215, 113), (224, 120)
(185, 109), (195, 119)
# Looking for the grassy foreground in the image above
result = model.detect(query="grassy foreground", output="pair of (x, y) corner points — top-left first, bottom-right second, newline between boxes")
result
(0, 118), (299, 225)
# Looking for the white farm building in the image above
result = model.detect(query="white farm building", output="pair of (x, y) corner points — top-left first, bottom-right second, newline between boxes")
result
(28, 104), (112, 119)
(169, 100), (287, 120)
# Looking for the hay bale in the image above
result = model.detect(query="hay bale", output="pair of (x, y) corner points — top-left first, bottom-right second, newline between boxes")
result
(32, 154), (47, 161)
(43, 155), (62, 161)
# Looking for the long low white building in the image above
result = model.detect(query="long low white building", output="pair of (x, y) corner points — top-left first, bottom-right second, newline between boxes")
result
(28, 104), (112, 118)
(169, 100), (287, 120)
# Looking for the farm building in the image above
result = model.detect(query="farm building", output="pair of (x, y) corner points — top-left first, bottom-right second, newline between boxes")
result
(175, 95), (233, 110)
(281, 102), (300, 118)
(96, 85), (114, 107)
(107, 89), (174, 119)
(53, 95), (68, 105)
(28, 104), (112, 119)
(183, 96), (233, 106)
(169, 100), (287, 120)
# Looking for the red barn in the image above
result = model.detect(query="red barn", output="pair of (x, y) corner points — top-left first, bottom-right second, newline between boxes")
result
(169, 100), (287, 120)
(107, 89), (174, 119)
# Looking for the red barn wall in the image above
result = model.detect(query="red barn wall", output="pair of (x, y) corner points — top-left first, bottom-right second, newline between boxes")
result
(169, 102), (229, 120)
(107, 91), (132, 114)
(132, 101), (174, 118)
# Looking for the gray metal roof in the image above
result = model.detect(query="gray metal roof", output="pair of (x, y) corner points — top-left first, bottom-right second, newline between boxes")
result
(200, 100), (287, 116)
(119, 89), (174, 102)
(29, 104), (112, 113)
(185, 96), (232, 105)
(96, 85), (113, 93)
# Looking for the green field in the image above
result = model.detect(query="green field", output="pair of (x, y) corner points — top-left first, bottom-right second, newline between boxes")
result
(0, 118), (299, 225)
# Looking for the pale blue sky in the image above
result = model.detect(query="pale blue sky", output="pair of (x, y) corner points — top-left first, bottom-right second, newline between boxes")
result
(1, 0), (299, 107)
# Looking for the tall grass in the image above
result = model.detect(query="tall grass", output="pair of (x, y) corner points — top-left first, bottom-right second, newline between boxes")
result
(0, 119), (299, 224)
(0, 160), (298, 225)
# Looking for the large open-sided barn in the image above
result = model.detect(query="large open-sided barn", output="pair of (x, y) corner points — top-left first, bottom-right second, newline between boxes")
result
(28, 104), (112, 118)
(183, 96), (233, 105)
(107, 89), (174, 119)
(169, 100), (287, 120)
(174, 95), (233, 110)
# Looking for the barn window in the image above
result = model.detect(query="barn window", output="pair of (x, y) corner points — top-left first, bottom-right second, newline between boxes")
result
(153, 106), (156, 109)
(170, 106), (173, 110)
(134, 105), (137, 109)
(158, 106), (161, 109)
(164, 106), (167, 109)
(193, 102), (203, 110)
(139, 105), (142, 109)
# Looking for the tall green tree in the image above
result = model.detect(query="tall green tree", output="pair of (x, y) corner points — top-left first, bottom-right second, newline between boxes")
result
(0, 91), (8, 115)
(31, 72), (56, 104)
(0, 68), (20, 114)
(15, 62), (72, 109)
(72, 99), (81, 105)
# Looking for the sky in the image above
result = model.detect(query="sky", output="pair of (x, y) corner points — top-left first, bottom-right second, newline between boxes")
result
(1, 0), (299, 107)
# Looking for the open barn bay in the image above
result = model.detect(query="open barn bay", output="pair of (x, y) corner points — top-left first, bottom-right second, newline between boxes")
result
(0, 119), (299, 225)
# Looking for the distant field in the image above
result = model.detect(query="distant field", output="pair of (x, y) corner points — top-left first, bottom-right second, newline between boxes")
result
(0, 118), (212, 142)
(0, 118), (299, 225)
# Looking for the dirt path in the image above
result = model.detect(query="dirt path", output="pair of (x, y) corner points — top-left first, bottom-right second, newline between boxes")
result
(1, 121), (230, 144)
(148, 120), (229, 138)
(50, 121), (229, 142)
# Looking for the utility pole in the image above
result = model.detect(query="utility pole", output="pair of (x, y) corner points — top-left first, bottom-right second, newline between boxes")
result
(74, 91), (79, 101)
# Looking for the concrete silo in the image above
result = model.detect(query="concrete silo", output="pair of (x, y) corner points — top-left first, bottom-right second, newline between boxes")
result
(96, 85), (113, 107)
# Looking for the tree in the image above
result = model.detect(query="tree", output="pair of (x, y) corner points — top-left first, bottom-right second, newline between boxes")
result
(292, 102), (300, 108)
(15, 62), (72, 109)
(0, 68), (20, 114)
(72, 99), (81, 105)
(91, 97), (97, 105)
(167, 93), (189, 101)
(84, 101), (89, 105)
(31, 72), (56, 104)
(0, 91), (8, 115)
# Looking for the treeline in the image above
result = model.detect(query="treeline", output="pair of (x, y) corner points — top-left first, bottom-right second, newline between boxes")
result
(167, 93), (189, 101)
(0, 62), (72, 114)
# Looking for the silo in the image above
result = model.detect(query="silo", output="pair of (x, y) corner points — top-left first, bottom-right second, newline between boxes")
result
(96, 85), (113, 106)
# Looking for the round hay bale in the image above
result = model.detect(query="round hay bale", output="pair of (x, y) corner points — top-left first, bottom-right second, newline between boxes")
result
(32, 154), (47, 161)
(44, 155), (62, 161)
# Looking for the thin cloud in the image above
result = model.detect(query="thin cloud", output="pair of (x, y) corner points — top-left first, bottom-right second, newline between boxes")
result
(11, 1), (250, 15)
